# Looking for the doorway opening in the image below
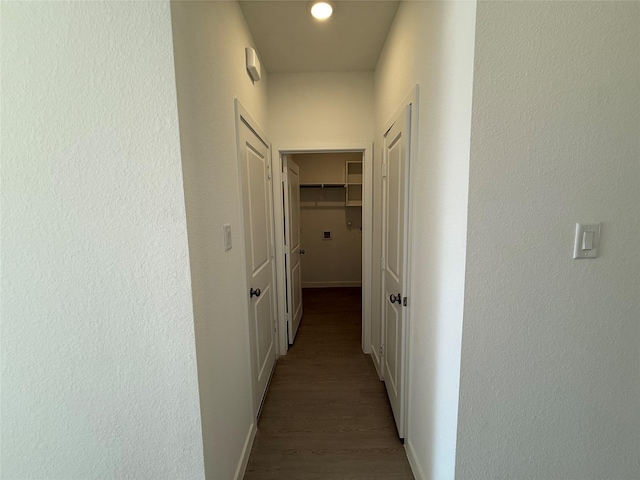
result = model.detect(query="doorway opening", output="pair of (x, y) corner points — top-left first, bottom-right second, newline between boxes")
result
(272, 143), (373, 357)
(294, 152), (363, 344)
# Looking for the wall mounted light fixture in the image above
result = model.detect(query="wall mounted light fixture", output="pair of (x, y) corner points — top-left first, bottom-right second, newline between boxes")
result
(245, 47), (261, 82)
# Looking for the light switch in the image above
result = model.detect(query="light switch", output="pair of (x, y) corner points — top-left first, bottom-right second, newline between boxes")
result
(223, 224), (232, 251)
(582, 231), (595, 250)
(573, 223), (600, 259)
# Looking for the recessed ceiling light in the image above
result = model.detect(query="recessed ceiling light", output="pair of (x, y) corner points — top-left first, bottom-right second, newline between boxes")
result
(309, 1), (333, 20)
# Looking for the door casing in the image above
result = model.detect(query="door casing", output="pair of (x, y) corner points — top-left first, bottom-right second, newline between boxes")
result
(271, 143), (373, 355)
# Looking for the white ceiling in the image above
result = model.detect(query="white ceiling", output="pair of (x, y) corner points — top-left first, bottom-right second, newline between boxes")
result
(239, 1), (400, 73)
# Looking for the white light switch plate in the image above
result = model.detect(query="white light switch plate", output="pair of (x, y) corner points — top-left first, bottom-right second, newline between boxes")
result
(573, 223), (600, 259)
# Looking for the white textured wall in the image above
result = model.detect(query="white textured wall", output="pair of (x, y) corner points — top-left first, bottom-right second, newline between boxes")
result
(457, 2), (640, 479)
(268, 72), (374, 146)
(374, 2), (477, 478)
(299, 205), (363, 287)
(170, 2), (268, 478)
(1, 2), (205, 478)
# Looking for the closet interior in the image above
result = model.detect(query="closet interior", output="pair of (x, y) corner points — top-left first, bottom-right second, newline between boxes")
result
(291, 152), (363, 290)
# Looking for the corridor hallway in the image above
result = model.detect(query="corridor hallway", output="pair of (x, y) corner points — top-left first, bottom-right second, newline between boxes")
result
(244, 288), (414, 479)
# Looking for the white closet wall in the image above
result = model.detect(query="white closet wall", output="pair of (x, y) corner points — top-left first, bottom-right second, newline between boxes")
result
(295, 153), (362, 288)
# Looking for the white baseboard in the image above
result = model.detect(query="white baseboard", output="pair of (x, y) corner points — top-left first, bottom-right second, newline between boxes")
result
(405, 439), (426, 480)
(234, 421), (257, 480)
(370, 344), (383, 380)
(302, 281), (362, 288)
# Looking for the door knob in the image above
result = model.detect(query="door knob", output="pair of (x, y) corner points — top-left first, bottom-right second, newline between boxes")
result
(389, 293), (402, 304)
(250, 288), (261, 298)
(299, 249), (306, 254)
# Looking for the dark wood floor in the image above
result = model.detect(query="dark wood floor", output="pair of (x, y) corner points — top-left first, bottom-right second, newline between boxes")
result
(244, 287), (414, 479)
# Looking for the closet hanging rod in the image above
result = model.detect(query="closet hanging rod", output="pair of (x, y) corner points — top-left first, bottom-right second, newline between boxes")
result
(299, 183), (346, 189)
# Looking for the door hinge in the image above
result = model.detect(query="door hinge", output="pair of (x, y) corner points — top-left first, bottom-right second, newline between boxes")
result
(274, 318), (278, 332)
(282, 170), (288, 182)
(267, 164), (272, 180)
(270, 244), (275, 259)
(403, 296), (408, 307)
(380, 344), (384, 357)
(382, 163), (387, 178)
(380, 257), (385, 270)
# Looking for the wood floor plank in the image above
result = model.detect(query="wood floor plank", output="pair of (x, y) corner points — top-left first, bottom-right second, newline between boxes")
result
(244, 288), (414, 480)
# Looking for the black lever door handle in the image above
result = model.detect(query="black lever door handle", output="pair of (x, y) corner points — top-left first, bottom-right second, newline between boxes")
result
(299, 249), (305, 254)
(250, 288), (261, 298)
(389, 293), (402, 304)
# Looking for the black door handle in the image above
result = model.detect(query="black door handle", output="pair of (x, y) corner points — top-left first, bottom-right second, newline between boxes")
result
(299, 249), (305, 254)
(389, 293), (402, 304)
(250, 288), (261, 298)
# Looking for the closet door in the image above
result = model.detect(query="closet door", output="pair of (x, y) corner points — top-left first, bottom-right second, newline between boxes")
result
(381, 105), (411, 439)
(283, 157), (303, 343)
(237, 103), (277, 416)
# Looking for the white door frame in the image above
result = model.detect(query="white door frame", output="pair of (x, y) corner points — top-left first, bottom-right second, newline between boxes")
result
(272, 142), (373, 355)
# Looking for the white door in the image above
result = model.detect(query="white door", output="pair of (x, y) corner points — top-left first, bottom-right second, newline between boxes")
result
(237, 106), (277, 415)
(283, 156), (303, 344)
(381, 105), (411, 438)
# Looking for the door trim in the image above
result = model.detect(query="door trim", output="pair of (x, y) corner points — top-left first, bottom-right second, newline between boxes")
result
(272, 142), (373, 356)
